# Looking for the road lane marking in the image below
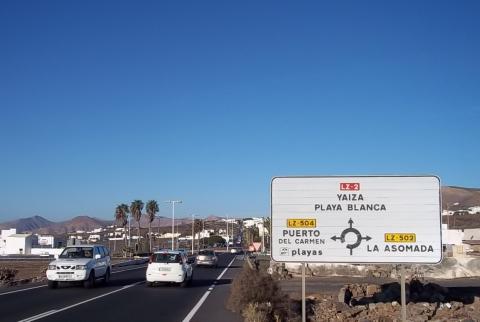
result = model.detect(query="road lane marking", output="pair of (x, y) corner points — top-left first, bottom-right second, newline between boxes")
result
(17, 281), (144, 322)
(18, 310), (56, 322)
(182, 256), (236, 322)
(0, 285), (47, 296)
(0, 265), (146, 297)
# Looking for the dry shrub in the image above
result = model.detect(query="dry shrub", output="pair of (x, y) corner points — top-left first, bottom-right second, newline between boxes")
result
(0, 267), (18, 283)
(228, 262), (287, 320)
(242, 303), (271, 322)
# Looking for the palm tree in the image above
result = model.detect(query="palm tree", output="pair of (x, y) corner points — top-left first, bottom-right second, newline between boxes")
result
(130, 200), (144, 251)
(145, 200), (159, 252)
(114, 204), (129, 255)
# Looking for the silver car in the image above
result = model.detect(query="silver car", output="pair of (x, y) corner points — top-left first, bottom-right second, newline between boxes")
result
(196, 250), (218, 267)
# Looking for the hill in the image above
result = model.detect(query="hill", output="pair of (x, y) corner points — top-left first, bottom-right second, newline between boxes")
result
(0, 215), (111, 234)
(441, 186), (480, 210)
(0, 215), (54, 232)
(37, 216), (112, 234)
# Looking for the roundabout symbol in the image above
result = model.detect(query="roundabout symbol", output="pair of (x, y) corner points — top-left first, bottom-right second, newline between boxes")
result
(331, 218), (372, 255)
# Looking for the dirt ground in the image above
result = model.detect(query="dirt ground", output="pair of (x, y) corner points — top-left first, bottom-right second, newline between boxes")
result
(0, 257), (134, 285)
(0, 260), (49, 282)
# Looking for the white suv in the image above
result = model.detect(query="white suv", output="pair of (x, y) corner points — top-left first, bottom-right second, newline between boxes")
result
(46, 245), (111, 289)
(146, 250), (194, 287)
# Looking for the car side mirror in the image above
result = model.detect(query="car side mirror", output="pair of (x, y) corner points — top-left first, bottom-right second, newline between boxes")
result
(54, 254), (59, 260)
(95, 254), (101, 260)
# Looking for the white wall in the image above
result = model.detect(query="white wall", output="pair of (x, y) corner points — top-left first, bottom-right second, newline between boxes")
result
(31, 248), (64, 256)
(442, 224), (464, 245)
(5, 235), (32, 255)
(463, 229), (480, 241)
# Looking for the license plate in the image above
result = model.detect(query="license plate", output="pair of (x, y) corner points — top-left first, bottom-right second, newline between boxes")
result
(159, 267), (171, 271)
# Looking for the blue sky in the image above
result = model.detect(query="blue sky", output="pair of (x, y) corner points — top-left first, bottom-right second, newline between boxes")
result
(1, 1), (479, 221)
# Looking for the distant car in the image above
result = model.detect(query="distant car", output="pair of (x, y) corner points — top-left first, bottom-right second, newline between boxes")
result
(46, 245), (111, 289)
(146, 250), (194, 287)
(176, 248), (189, 256)
(196, 250), (218, 267)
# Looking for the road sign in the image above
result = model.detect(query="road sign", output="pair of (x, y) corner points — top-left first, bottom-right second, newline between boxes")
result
(271, 176), (442, 263)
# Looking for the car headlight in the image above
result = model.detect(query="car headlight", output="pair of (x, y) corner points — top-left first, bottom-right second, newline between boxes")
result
(75, 265), (87, 270)
(48, 265), (56, 270)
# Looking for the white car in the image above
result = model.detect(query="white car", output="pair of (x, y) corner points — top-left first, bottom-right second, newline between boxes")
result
(46, 245), (111, 289)
(146, 250), (194, 287)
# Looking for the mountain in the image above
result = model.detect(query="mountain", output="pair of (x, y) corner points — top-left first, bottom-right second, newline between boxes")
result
(205, 215), (224, 221)
(0, 215), (54, 232)
(441, 186), (480, 210)
(38, 216), (112, 234)
(0, 215), (111, 235)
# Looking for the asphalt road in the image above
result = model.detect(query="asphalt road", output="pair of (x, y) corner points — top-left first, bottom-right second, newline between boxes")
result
(0, 253), (243, 322)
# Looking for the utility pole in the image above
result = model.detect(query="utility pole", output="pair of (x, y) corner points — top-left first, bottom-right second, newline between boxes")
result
(202, 219), (205, 249)
(191, 214), (195, 255)
(261, 218), (265, 253)
(164, 200), (182, 251)
(128, 214), (131, 247)
(226, 214), (229, 252)
(176, 221), (179, 249)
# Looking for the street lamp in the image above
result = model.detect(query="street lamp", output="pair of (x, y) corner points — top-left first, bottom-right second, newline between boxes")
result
(165, 200), (182, 250)
(226, 214), (229, 252)
(191, 214), (195, 255)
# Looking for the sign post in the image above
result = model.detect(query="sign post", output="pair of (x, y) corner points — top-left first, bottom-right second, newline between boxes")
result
(401, 265), (407, 322)
(301, 263), (306, 322)
(271, 176), (442, 321)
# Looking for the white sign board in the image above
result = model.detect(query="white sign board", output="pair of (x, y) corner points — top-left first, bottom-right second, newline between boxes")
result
(271, 176), (442, 264)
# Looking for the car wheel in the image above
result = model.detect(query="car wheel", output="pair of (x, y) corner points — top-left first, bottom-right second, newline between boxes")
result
(103, 268), (110, 285)
(83, 271), (95, 289)
(188, 271), (194, 285)
(180, 273), (188, 288)
(47, 280), (58, 289)
(146, 282), (154, 287)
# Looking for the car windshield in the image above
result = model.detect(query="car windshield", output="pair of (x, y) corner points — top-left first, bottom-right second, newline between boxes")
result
(199, 250), (214, 256)
(59, 247), (93, 259)
(153, 253), (182, 263)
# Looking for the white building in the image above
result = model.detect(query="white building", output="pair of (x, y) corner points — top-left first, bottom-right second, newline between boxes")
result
(468, 206), (480, 214)
(88, 234), (101, 242)
(162, 232), (181, 239)
(36, 235), (55, 247)
(463, 228), (480, 241)
(242, 217), (264, 228)
(5, 234), (33, 255)
(1, 229), (17, 253)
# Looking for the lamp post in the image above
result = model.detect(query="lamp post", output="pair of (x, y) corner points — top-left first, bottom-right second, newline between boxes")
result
(202, 219), (205, 249)
(165, 200), (182, 250)
(191, 214), (195, 255)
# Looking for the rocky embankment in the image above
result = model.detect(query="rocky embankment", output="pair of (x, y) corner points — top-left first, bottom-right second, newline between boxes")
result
(310, 281), (480, 321)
